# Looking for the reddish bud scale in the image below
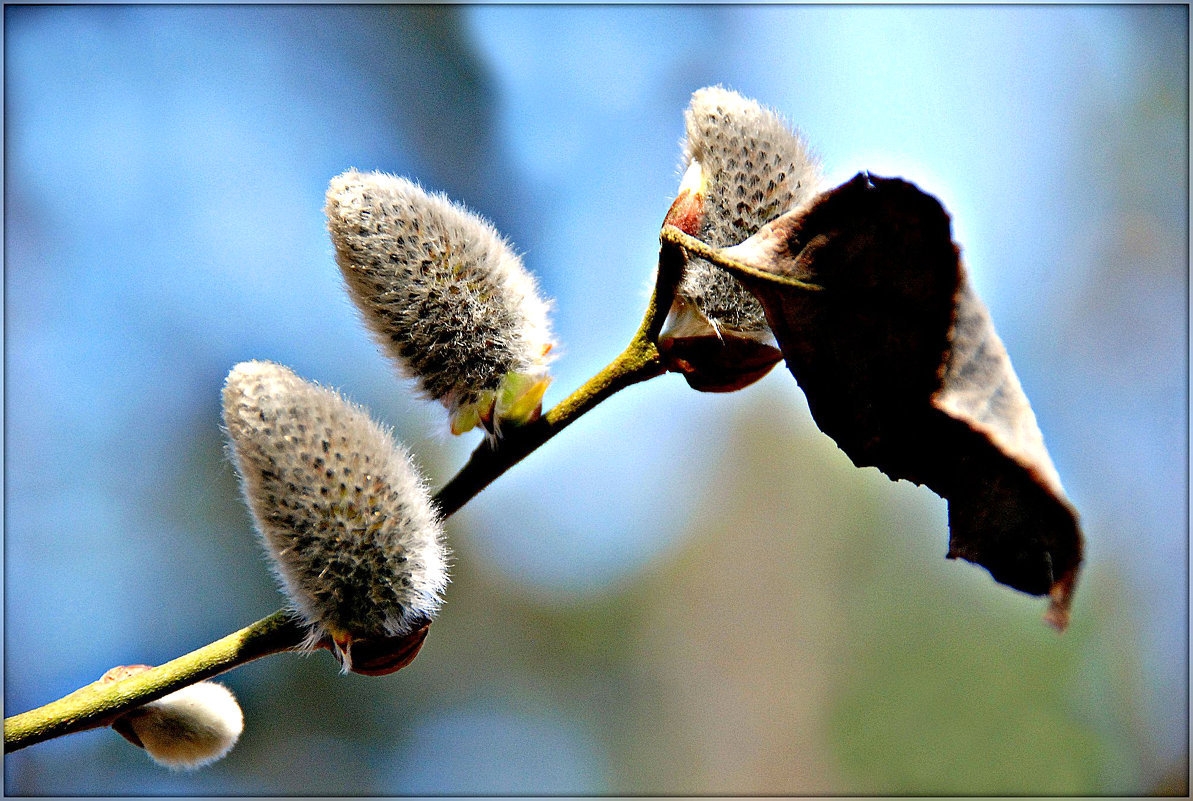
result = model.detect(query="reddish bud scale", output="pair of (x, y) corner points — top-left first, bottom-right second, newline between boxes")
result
(664, 190), (705, 236)
(335, 619), (432, 676)
(657, 331), (785, 393)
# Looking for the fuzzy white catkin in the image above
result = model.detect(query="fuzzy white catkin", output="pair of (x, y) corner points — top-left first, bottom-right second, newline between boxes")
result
(325, 170), (554, 434)
(125, 681), (244, 770)
(222, 360), (448, 652)
(676, 86), (823, 332)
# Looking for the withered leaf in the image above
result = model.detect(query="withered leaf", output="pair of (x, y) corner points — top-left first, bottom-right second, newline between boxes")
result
(708, 172), (1083, 629)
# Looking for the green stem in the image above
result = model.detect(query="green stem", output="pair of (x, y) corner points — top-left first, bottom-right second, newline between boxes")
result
(432, 237), (686, 518)
(4, 610), (307, 753)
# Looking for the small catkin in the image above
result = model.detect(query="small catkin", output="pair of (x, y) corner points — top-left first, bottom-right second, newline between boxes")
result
(325, 170), (554, 437)
(123, 681), (244, 770)
(676, 86), (823, 331)
(222, 360), (448, 663)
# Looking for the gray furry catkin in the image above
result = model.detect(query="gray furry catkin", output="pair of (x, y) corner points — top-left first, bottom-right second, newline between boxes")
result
(660, 86), (823, 392)
(222, 361), (448, 669)
(326, 170), (554, 437)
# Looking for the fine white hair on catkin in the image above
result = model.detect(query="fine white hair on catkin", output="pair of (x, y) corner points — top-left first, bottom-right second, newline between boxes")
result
(678, 86), (823, 331)
(125, 681), (244, 770)
(222, 360), (448, 649)
(325, 170), (554, 424)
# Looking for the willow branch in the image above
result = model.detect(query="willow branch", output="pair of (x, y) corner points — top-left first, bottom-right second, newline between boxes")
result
(5, 236), (689, 754)
(4, 610), (307, 753)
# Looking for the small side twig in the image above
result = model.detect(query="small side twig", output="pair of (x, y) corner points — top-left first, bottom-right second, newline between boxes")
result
(659, 224), (824, 293)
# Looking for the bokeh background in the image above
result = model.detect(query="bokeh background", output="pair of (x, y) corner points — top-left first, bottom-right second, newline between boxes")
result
(4, 4), (1187, 795)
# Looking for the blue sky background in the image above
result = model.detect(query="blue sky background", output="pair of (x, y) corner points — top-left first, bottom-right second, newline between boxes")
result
(4, 5), (1187, 794)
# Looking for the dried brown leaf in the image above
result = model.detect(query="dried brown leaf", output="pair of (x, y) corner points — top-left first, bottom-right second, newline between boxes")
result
(707, 172), (1083, 628)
